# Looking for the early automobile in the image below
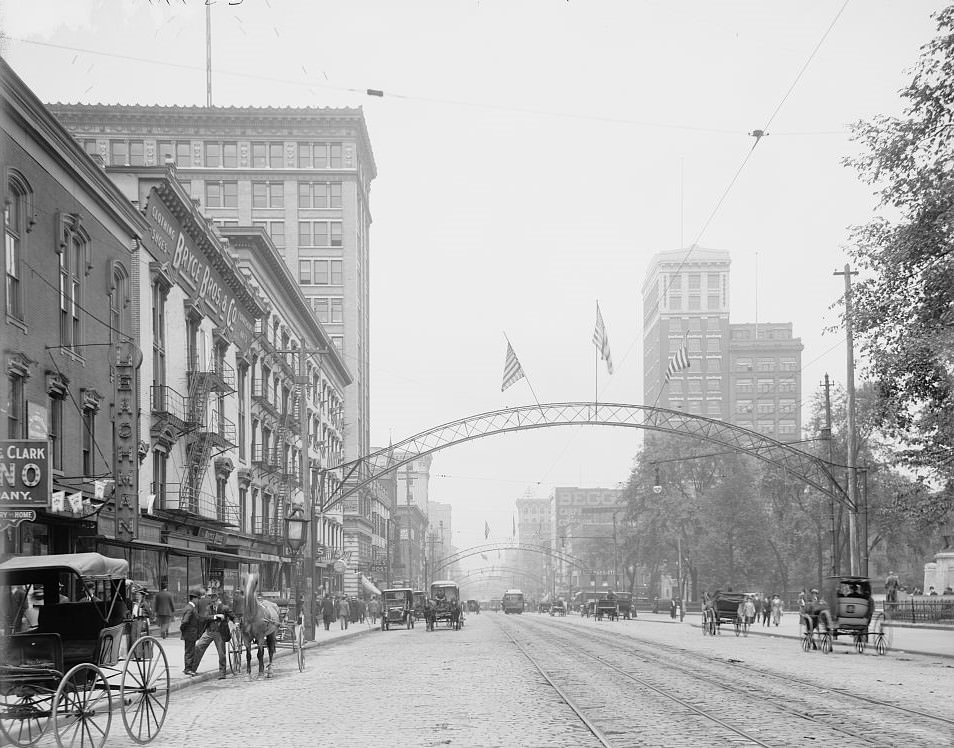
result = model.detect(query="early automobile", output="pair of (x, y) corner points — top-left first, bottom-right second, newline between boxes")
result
(380, 588), (414, 631)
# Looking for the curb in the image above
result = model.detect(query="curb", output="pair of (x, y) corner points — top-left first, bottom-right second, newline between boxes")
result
(170, 625), (376, 692)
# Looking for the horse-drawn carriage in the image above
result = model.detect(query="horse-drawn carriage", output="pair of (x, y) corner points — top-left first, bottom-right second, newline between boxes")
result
(427, 580), (462, 631)
(615, 592), (635, 620)
(800, 576), (888, 655)
(380, 588), (414, 631)
(594, 593), (620, 621)
(0, 552), (170, 746)
(549, 599), (567, 616)
(702, 590), (749, 636)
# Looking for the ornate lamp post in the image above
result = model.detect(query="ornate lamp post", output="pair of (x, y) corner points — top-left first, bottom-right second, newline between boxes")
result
(285, 505), (310, 626)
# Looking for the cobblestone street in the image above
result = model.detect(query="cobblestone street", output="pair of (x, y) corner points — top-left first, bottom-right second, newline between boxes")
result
(24, 612), (951, 748)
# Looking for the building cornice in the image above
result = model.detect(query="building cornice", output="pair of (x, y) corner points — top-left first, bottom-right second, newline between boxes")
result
(1, 60), (148, 242)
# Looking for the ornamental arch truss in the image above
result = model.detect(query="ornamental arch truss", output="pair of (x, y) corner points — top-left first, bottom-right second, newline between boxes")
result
(433, 542), (586, 577)
(319, 402), (847, 513)
(456, 566), (545, 588)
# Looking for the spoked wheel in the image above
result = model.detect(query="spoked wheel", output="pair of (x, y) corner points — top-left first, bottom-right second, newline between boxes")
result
(821, 632), (833, 654)
(0, 686), (56, 746)
(801, 632), (813, 652)
(871, 612), (891, 655)
(854, 634), (866, 654)
(53, 663), (112, 748)
(229, 633), (243, 675)
(120, 635), (169, 744)
(295, 627), (305, 673)
(875, 633), (887, 656)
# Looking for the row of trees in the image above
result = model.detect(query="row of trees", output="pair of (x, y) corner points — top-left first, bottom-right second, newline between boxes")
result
(617, 6), (954, 599)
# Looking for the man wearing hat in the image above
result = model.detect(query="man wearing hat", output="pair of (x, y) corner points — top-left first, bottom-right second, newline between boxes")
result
(179, 589), (201, 676)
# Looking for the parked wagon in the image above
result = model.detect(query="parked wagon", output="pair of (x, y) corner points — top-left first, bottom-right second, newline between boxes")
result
(594, 593), (620, 622)
(0, 552), (170, 747)
(800, 576), (888, 655)
(428, 581), (461, 631)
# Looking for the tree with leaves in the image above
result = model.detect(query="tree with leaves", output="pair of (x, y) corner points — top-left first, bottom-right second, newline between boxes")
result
(844, 6), (954, 497)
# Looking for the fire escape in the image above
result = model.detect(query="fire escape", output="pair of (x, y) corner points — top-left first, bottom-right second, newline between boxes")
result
(182, 351), (237, 515)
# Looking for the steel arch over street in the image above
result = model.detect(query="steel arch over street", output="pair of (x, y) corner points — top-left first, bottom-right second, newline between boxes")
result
(320, 402), (846, 513)
(455, 566), (545, 588)
(433, 542), (586, 577)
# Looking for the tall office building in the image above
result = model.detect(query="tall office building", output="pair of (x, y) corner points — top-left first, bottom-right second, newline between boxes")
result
(642, 247), (803, 440)
(48, 104), (376, 463)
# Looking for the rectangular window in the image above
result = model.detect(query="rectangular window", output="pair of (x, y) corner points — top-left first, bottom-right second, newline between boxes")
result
(6, 374), (23, 438)
(779, 378), (797, 393)
(757, 401), (774, 415)
(688, 273), (701, 290)
(223, 181), (237, 207)
(779, 399), (796, 415)
(706, 378), (721, 391)
(59, 225), (83, 349)
(313, 259), (329, 284)
(205, 141), (221, 167)
(780, 358), (798, 372)
(779, 421), (797, 435)
(269, 142), (284, 168)
(708, 273), (720, 289)
(688, 295), (700, 311)
(736, 400), (753, 414)
(299, 183), (315, 208)
(237, 364), (246, 461)
(330, 182), (342, 208)
(83, 139), (99, 156)
(171, 142), (189, 167)
(298, 260), (312, 284)
(314, 143), (328, 169)
(309, 297), (330, 323)
(706, 357), (721, 373)
(330, 259), (342, 285)
(736, 378), (753, 393)
(252, 142), (267, 168)
(332, 335), (343, 353)
(330, 222), (342, 247)
(736, 358), (752, 371)
(297, 142), (312, 168)
(50, 396), (63, 469)
(758, 378), (774, 393)
(707, 294), (720, 310)
(253, 182), (285, 208)
(206, 182), (222, 208)
(129, 141), (145, 166)
(330, 144), (342, 168)
(110, 141), (128, 166)
(82, 408), (95, 476)
(331, 297), (343, 323)
(253, 220), (285, 248)
(223, 142), (238, 168)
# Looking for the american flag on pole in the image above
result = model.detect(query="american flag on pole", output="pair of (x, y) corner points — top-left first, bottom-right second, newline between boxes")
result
(665, 332), (691, 383)
(501, 342), (526, 392)
(593, 302), (613, 374)
(485, 521), (491, 539)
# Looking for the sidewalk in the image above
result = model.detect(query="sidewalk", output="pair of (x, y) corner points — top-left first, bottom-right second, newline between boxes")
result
(156, 618), (378, 691)
(656, 611), (954, 659)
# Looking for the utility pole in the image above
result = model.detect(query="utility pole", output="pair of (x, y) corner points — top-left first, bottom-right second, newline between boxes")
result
(835, 264), (861, 576)
(821, 374), (838, 576)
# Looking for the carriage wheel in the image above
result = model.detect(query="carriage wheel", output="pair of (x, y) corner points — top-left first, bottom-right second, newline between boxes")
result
(295, 628), (305, 673)
(229, 633), (243, 675)
(821, 633), (833, 654)
(854, 634), (866, 654)
(53, 663), (111, 748)
(0, 686), (56, 747)
(120, 635), (169, 744)
(801, 632), (812, 652)
(875, 633), (887, 656)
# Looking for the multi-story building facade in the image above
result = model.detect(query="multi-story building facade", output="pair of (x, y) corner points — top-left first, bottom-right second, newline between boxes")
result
(1, 59), (148, 561)
(516, 496), (552, 601)
(641, 246), (803, 440)
(47, 103), (382, 587)
(728, 322), (802, 440)
(552, 487), (623, 597)
(388, 451), (432, 589)
(427, 500), (456, 580)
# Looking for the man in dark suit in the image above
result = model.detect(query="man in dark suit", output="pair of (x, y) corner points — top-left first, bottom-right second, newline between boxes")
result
(179, 590), (201, 675)
(193, 591), (234, 680)
(153, 583), (175, 639)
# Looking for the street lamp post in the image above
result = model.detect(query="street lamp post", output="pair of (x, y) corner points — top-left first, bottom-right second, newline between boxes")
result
(284, 505), (310, 632)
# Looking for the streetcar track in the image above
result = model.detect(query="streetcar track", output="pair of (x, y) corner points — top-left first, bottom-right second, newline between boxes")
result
(553, 615), (954, 731)
(527, 614), (954, 745)
(494, 615), (773, 748)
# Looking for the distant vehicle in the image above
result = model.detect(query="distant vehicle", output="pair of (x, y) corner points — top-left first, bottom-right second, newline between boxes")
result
(412, 590), (426, 620)
(502, 589), (525, 614)
(489, 599), (502, 612)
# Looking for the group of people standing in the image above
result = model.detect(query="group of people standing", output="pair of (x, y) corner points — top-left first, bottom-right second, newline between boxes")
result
(178, 587), (235, 680)
(316, 593), (374, 631)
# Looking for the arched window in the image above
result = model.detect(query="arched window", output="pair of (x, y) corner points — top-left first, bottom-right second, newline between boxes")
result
(5, 171), (32, 321)
(58, 213), (89, 351)
(109, 263), (129, 343)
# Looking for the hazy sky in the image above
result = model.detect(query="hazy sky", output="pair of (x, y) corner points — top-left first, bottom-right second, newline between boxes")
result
(1, 0), (943, 555)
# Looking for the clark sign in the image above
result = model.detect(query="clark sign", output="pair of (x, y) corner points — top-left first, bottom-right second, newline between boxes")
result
(0, 440), (50, 530)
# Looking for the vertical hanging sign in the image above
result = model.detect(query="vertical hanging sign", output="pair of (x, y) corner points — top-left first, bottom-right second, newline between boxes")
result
(114, 341), (143, 542)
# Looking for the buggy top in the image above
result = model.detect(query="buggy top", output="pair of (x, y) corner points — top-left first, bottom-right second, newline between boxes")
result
(0, 552), (129, 584)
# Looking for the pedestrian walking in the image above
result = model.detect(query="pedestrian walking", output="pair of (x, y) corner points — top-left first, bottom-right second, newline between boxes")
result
(179, 589), (201, 676)
(321, 594), (335, 631)
(771, 594), (783, 626)
(669, 597), (677, 619)
(153, 583), (175, 639)
(192, 591), (234, 680)
(761, 594), (771, 626)
(885, 571), (900, 603)
(368, 596), (381, 625)
(338, 595), (351, 630)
